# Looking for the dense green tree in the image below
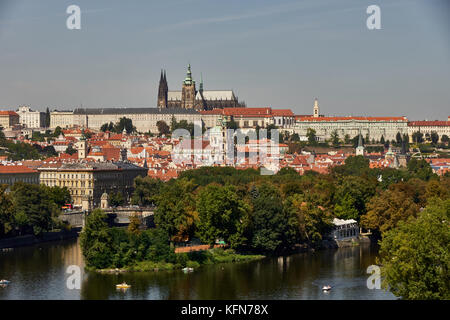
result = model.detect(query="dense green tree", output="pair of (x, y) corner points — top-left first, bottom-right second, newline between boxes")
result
(412, 131), (423, 143)
(333, 175), (376, 220)
(360, 189), (420, 234)
(109, 192), (125, 207)
(128, 215), (141, 236)
(100, 122), (114, 132)
(226, 120), (238, 130)
(154, 178), (198, 242)
(250, 183), (289, 253)
(331, 130), (340, 147)
(344, 134), (351, 144)
(65, 144), (77, 155)
(430, 131), (439, 145)
(10, 182), (61, 236)
(80, 209), (114, 269)
(114, 117), (136, 134)
(131, 176), (162, 206)
(196, 184), (250, 248)
(331, 155), (370, 177)
(0, 185), (14, 238)
(407, 158), (436, 181)
(53, 126), (63, 137)
(379, 198), (450, 300)
(156, 120), (170, 136)
(396, 132), (402, 144)
(285, 194), (333, 246)
(45, 107), (50, 127)
(306, 128), (317, 145)
(441, 135), (449, 143)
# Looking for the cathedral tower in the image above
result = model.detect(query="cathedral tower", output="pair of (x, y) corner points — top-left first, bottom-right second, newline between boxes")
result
(157, 70), (168, 108)
(181, 64), (196, 109)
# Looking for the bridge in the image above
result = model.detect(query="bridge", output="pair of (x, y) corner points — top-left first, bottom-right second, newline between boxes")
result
(59, 206), (156, 229)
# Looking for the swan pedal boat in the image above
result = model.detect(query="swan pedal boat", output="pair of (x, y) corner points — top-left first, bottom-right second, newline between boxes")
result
(0, 280), (10, 285)
(322, 285), (332, 291)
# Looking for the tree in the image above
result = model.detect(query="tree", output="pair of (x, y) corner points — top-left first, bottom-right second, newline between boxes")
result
(154, 178), (198, 242)
(333, 175), (376, 220)
(441, 135), (449, 144)
(378, 199), (450, 300)
(156, 120), (170, 136)
(80, 209), (113, 269)
(412, 131), (423, 143)
(131, 176), (162, 206)
(0, 185), (14, 238)
(331, 155), (370, 176)
(100, 122), (114, 132)
(10, 182), (61, 236)
(380, 135), (385, 145)
(360, 189), (420, 234)
(407, 158), (436, 181)
(330, 130), (340, 147)
(334, 193), (359, 220)
(45, 107), (50, 128)
(344, 134), (351, 144)
(306, 128), (317, 145)
(396, 132), (402, 145)
(250, 184), (289, 253)
(128, 215), (141, 236)
(226, 120), (238, 130)
(291, 133), (300, 142)
(109, 192), (124, 207)
(196, 184), (250, 248)
(53, 126), (63, 137)
(430, 131), (439, 145)
(285, 194), (332, 246)
(65, 144), (77, 155)
(114, 117), (136, 134)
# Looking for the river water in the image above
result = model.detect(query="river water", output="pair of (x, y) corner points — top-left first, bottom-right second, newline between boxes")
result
(0, 238), (396, 300)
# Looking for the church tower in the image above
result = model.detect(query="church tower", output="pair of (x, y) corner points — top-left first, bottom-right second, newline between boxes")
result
(313, 98), (320, 118)
(356, 129), (365, 156)
(157, 70), (168, 109)
(181, 64), (196, 109)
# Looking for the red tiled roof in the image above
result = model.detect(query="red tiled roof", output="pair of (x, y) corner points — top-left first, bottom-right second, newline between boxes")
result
(0, 111), (19, 116)
(272, 109), (294, 116)
(408, 121), (450, 127)
(296, 116), (408, 122)
(0, 165), (38, 174)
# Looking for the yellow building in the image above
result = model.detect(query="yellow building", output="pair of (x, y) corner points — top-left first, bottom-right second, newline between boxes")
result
(0, 111), (20, 129)
(38, 161), (147, 208)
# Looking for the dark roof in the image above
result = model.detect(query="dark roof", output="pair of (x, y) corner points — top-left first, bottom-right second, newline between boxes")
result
(73, 107), (199, 115)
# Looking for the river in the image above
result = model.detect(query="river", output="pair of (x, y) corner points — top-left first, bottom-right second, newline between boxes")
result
(0, 238), (396, 300)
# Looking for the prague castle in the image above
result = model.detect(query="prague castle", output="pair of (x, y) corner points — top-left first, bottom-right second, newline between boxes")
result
(157, 64), (245, 111)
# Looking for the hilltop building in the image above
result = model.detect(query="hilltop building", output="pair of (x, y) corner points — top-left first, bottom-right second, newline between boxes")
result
(157, 64), (245, 111)
(294, 99), (409, 142)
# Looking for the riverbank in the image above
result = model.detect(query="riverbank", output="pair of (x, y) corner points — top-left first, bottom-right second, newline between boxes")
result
(95, 248), (265, 273)
(0, 229), (79, 249)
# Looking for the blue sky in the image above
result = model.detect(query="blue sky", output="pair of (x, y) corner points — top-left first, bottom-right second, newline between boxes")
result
(0, 0), (449, 120)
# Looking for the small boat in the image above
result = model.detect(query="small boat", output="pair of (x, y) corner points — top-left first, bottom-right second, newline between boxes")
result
(322, 285), (332, 291)
(182, 267), (194, 273)
(0, 280), (10, 285)
(115, 282), (131, 289)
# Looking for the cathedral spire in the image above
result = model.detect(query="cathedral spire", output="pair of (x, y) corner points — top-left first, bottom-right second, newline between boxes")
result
(199, 72), (203, 92)
(184, 63), (193, 85)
